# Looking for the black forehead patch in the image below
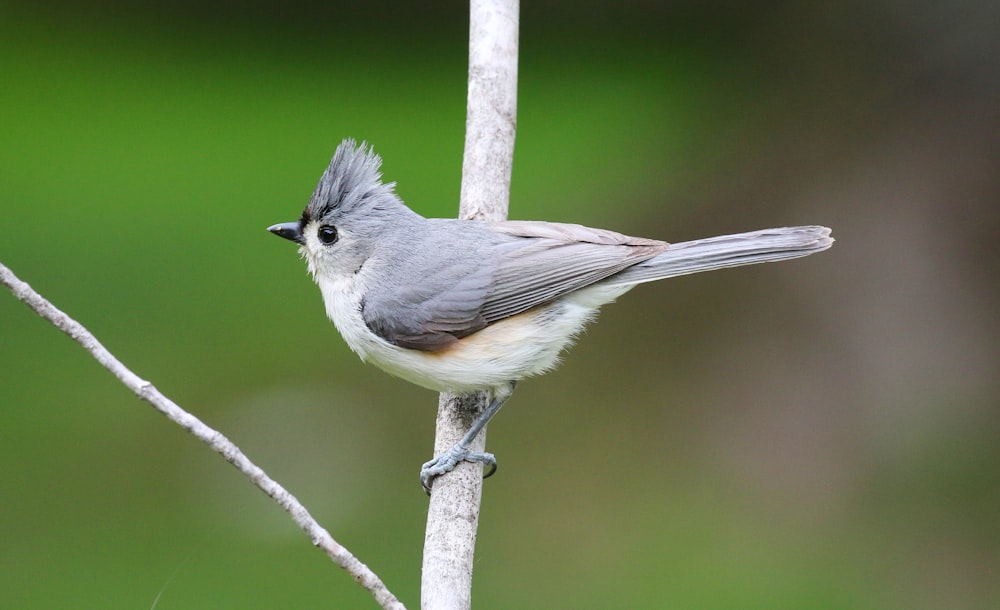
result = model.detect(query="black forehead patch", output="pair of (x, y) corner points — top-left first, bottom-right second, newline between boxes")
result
(298, 207), (312, 233)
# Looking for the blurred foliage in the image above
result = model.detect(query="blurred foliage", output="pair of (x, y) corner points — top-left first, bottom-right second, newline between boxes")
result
(2, 2), (998, 609)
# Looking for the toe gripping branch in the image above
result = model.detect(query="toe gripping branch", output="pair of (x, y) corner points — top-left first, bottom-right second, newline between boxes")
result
(420, 384), (514, 494)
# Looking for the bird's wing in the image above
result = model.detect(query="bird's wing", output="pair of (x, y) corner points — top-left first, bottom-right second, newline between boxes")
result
(361, 220), (667, 351)
(479, 220), (667, 322)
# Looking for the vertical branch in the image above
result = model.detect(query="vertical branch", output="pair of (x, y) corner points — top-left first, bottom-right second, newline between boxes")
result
(421, 1), (518, 609)
(458, 0), (519, 222)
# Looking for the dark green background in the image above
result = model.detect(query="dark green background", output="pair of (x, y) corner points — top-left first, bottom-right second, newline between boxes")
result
(2, 2), (997, 608)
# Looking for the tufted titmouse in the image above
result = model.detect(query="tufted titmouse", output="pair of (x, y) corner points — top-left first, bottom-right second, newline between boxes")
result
(268, 139), (833, 491)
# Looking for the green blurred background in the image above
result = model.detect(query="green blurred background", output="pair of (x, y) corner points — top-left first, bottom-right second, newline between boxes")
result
(2, 1), (997, 608)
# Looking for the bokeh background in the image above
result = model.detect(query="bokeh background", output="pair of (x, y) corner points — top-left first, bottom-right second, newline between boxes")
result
(2, 1), (997, 608)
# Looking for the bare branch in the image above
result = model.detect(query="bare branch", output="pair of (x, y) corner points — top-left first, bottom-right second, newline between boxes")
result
(0, 262), (406, 610)
(421, 1), (519, 609)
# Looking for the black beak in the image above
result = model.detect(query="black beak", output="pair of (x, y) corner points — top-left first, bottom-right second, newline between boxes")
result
(267, 222), (304, 245)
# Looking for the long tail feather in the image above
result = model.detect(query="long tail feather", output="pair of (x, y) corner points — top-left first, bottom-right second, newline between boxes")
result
(607, 226), (833, 286)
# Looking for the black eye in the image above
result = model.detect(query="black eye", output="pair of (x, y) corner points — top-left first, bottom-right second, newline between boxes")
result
(317, 225), (338, 245)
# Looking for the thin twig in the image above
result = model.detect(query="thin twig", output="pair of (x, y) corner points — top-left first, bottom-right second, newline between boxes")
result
(0, 262), (406, 610)
(421, 1), (519, 609)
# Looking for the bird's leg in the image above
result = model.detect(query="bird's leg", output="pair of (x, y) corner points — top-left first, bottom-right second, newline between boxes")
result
(420, 382), (515, 493)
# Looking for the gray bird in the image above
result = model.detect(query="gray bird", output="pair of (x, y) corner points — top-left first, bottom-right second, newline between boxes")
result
(268, 139), (833, 492)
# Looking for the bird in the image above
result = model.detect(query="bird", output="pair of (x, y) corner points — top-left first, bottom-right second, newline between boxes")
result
(267, 139), (833, 492)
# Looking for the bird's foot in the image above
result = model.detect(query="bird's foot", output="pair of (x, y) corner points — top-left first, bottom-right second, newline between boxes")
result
(420, 445), (497, 494)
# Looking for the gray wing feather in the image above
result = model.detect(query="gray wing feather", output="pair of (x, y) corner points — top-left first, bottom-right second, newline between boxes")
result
(362, 256), (492, 350)
(361, 220), (667, 351)
(491, 220), (665, 247)
(480, 221), (668, 322)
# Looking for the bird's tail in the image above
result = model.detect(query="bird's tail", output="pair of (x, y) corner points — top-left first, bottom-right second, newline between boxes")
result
(606, 225), (833, 286)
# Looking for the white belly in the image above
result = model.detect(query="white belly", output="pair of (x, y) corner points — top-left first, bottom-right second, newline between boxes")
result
(318, 274), (632, 393)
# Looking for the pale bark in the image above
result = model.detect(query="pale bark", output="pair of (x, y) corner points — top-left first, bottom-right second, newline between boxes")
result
(0, 262), (405, 610)
(421, 1), (519, 609)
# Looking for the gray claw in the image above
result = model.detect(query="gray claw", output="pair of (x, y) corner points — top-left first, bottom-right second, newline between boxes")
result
(420, 446), (497, 493)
